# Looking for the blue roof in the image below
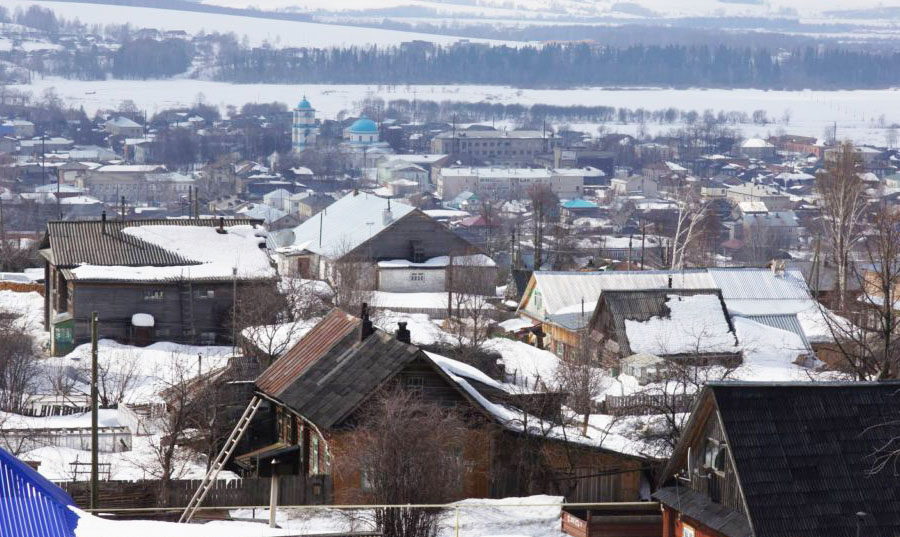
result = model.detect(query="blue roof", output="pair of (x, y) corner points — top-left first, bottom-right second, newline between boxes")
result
(297, 96), (312, 110)
(0, 446), (79, 536)
(562, 199), (598, 209)
(349, 116), (378, 133)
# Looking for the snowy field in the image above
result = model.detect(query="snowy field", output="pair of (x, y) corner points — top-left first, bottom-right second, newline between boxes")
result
(13, 77), (900, 145)
(3, 0), (512, 48)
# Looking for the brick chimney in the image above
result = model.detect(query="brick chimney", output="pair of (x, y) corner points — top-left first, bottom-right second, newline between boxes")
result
(396, 321), (410, 344)
(360, 302), (374, 341)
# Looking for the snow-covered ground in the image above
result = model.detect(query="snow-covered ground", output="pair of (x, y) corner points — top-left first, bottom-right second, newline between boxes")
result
(25, 433), (238, 482)
(13, 77), (900, 145)
(42, 339), (234, 404)
(74, 495), (568, 537)
(3, 0), (515, 47)
(0, 289), (48, 346)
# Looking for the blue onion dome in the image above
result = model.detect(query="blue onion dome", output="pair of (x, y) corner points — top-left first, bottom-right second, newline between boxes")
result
(349, 116), (378, 134)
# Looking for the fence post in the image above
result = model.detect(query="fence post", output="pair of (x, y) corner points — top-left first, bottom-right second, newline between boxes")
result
(455, 505), (460, 537)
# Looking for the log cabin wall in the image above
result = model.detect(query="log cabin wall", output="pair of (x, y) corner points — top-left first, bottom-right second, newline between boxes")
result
(67, 280), (260, 345)
(682, 411), (745, 516)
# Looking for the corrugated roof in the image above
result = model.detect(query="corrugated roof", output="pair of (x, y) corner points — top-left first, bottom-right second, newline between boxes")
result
(256, 309), (360, 398)
(743, 314), (811, 351)
(46, 218), (263, 268)
(531, 270), (716, 316)
(284, 192), (416, 258)
(707, 268), (810, 300)
(0, 446), (79, 537)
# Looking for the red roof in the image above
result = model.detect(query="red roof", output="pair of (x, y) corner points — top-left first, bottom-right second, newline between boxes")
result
(255, 309), (359, 397)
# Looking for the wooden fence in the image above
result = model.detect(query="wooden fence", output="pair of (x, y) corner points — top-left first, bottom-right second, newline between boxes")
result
(601, 393), (695, 416)
(59, 474), (332, 509)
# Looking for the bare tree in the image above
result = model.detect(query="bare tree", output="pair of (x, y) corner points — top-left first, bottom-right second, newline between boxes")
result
(74, 349), (141, 408)
(132, 356), (209, 505)
(233, 280), (328, 365)
(341, 389), (467, 537)
(554, 333), (605, 429)
(529, 185), (558, 270)
(669, 185), (709, 270)
(634, 361), (737, 457)
(446, 254), (495, 352)
(815, 142), (868, 311)
(0, 311), (38, 413)
(819, 206), (900, 380)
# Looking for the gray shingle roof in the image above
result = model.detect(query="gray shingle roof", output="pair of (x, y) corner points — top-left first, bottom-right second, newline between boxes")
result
(711, 382), (900, 537)
(256, 309), (423, 429)
(45, 218), (262, 268)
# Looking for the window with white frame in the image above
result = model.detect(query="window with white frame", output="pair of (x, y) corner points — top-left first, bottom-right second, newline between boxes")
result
(410, 272), (425, 282)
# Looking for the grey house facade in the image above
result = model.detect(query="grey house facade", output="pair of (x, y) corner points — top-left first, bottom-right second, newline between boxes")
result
(40, 217), (274, 354)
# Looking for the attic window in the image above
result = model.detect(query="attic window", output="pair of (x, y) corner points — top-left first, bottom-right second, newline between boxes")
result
(405, 375), (424, 395)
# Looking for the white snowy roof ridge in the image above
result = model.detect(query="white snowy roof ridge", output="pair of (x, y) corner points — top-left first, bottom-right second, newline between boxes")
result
(286, 191), (416, 259)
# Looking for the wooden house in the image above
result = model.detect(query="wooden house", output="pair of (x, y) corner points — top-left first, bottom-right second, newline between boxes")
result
(239, 307), (649, 504)
(587, 289), (741, 378)
(517, 268), (829, 364)
(654, 382), (900, 537)
(39, 216), (275, 354)
(272, 191), (496, 293)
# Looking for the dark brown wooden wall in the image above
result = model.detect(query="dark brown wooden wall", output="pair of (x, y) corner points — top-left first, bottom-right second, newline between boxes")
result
(68, 280), (258, 345)
(349, 211), (480, 261)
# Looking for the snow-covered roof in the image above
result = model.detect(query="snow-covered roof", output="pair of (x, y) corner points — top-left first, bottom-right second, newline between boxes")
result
(105, 116), (142, 128)
(526, 270), (717, 317)
(377, 254), (495, 269)
(58, 195), (102, 205)
(738, 201), (768, 214)
(380, 154), (447, 165)
(283, 192), (416, 258)
(624, 294), (738, 356)
(67, 224), (275, 282)
(96, 164), (165, 173)
(742, 138), (774, 149)
(239, 204), (288, 223)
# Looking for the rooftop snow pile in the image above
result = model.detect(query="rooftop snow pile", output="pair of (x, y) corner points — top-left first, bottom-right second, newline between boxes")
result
(69, 224), (275, 282)
(624, 294), (738, 356)
(377, 254), (496, 268)
(284, 192), (415, 258)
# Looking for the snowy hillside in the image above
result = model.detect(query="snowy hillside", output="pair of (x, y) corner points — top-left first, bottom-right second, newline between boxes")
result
(201, 0), (900, 21)
(2, 0), (514, 47)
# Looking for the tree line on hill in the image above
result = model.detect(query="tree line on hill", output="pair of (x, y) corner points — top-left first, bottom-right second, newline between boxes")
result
(213, 42), (900, 89)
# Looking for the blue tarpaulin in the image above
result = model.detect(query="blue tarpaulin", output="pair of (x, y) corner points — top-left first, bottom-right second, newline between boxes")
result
(0, 446), (79, 537)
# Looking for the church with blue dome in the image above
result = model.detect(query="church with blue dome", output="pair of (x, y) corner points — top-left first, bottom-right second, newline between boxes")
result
(292, 95), (318, 152)
(341, 114), (393, 168)
(344, 115), (380, 145)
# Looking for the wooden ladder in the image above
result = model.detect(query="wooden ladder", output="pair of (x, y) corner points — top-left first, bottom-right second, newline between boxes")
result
(179, 281), (195, 344)
(178, 395), (263, 523)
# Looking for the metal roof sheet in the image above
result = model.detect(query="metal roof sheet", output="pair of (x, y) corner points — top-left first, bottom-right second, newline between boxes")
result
(0, 446), (79, 537)
(532, 270), (715, 316)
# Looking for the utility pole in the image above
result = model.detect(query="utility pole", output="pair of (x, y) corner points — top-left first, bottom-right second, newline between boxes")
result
(268, 466), (280, 528)
(56, 167), (61, 219)
(90, 311), (99, 511)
